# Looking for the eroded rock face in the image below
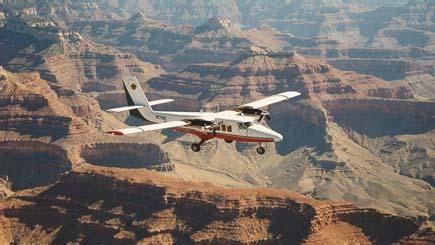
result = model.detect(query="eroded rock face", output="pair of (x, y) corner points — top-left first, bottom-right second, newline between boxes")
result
(0, 165), (432, 244)
(0, 71), (90, 139)
(324, 99), (435, 137)
(81, 143), (169, 168)
(0, 178), (13, 200)
(41, 36), (164, 91)
(0, 16), (164, 91)
(147, 48), (416, 113)
(0, 141), (71, 191)
(148, 51), (310, 101)
(1, 0), (106, 21)
(105, 0), (241, 26)
(71, 13), (193, 65)
(328, 58), (415, 81)
(378, 134), (435, 187)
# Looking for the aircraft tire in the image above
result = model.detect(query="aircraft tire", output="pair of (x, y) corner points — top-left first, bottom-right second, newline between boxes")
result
(191, 143), (201, 152)
(256, 146), (265, 155)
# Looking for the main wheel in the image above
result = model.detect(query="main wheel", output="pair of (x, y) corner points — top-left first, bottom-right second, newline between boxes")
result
(191, 143), (201, 152)
(224, 139), (233, 143)
(256, 146), (266, 155)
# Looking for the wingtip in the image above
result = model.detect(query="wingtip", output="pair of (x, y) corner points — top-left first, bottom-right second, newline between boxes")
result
(279, 91), (302, 99)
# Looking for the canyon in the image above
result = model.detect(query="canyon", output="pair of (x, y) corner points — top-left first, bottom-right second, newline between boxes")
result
(0, 1), (434, 243)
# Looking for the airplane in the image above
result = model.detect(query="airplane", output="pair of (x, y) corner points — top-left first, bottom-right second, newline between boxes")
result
(106, 76), (301, 155)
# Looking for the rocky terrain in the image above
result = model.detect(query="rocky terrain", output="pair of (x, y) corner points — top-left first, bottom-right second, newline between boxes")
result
(70, 14), (292, 71)
(59, 1), (435, 101)
(0, 1), (434, 243)
(0, 68), (168, 190)
(0, 12), (164, 91)
(0, 164), (433, 244)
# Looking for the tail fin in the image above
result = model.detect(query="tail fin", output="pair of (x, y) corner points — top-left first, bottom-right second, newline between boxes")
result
(122, 76), (155, 122)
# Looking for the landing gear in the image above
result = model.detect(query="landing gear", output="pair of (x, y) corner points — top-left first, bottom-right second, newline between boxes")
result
(256, 146), (266, 155)
(191, 138), (210, 153)
(224, 139), (233, 143)
(191, 143), (201, 152)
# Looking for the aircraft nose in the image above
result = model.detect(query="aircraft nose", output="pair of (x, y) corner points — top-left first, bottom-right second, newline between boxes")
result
(249, 124), (283, 142)
(272, 131), (283, 142)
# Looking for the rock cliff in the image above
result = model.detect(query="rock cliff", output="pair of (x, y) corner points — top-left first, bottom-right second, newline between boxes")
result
(0, 70), (90, 139)
(0, 165), (433, 244)
(0, 16), (164, 91)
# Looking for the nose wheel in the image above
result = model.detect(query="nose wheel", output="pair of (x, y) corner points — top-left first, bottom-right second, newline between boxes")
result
(256, 146), (266, 155)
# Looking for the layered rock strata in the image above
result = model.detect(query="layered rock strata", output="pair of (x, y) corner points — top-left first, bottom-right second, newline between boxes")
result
(0, 165), (433, 244)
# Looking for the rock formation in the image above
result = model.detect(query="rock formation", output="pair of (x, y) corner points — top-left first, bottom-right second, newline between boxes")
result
(0, 178), (12, 200)
(0, 15), (164, 91)
(0, 165), (433, 244)
(0, 70), (90, 139)
(0, 2), (434, 243)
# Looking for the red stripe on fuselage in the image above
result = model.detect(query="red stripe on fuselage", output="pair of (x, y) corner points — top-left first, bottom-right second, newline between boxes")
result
(173, 127), (274, 143)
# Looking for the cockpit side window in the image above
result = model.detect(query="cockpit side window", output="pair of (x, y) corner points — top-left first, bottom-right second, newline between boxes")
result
(238, 122), (251, 129)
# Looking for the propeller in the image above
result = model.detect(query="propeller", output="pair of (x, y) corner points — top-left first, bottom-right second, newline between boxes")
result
(258, 111), (271, 122)
(205, 123), (220, 134)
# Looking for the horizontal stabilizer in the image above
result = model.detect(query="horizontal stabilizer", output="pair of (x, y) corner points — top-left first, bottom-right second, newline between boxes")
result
(107, 105), (143, 113)
(107, 120), (188, 136)
(107, 99), (174, 112)
(149, 99), (174, 106)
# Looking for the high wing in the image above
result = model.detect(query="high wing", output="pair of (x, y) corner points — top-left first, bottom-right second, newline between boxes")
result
(107, 121), (188, 136)
(235, 91), (301, 110)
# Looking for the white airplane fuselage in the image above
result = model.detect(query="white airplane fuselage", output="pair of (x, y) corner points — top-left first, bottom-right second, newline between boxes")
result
(148, 109), (283, 143)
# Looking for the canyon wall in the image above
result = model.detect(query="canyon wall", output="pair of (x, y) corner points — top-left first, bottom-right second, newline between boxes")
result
(0, 165), (432, 244)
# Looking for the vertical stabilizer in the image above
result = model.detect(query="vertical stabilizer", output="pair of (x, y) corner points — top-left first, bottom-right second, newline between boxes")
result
(122, 76), (155, 122)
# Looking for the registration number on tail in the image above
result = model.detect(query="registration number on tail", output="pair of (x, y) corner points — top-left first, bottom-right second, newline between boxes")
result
(155, 115), (167, 121)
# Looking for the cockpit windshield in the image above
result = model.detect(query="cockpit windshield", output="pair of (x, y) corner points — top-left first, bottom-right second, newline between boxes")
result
(238, 122), (252, 129)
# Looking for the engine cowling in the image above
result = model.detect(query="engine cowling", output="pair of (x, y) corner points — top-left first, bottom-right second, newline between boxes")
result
(237, 108), (271, 122)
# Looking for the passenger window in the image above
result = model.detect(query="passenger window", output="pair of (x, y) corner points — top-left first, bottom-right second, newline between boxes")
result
(221, 124), (227, 132)
(227, 125), (232, 132)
